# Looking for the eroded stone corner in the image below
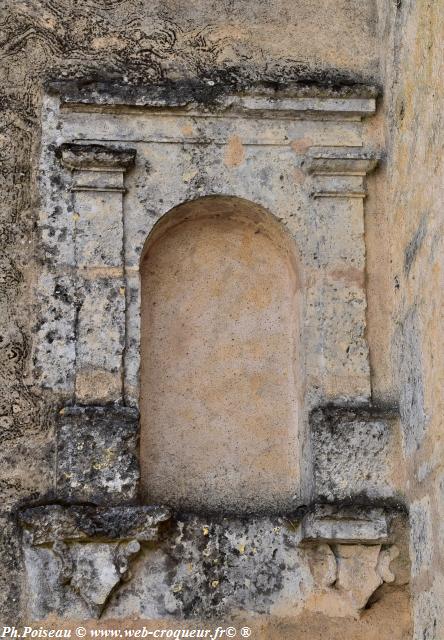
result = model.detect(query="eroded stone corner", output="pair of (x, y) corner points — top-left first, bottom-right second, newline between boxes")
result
(19, 504), (171, 619)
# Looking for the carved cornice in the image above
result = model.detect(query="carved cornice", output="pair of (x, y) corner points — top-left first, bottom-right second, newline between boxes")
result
(304, 147), (380, 176)
(48, 81), (378, 119)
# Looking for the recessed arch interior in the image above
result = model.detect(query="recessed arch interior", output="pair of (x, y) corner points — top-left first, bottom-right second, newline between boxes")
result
(139, 195), (303, 514)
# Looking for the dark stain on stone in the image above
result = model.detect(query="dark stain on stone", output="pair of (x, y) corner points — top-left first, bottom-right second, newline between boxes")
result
(404, 216), (427, 275)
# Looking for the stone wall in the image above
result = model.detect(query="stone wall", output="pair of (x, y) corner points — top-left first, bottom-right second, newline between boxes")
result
(0, 1), (440, 637)
(376, 1), (444, 638)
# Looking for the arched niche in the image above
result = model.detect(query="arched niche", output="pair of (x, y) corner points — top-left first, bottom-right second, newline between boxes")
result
(139, 196), (304, 513)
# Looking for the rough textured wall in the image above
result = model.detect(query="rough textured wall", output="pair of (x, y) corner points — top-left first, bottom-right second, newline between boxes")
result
(376, 1), (444, 638)
(0, 0), (381, 625)
(6, 1), (443, 637)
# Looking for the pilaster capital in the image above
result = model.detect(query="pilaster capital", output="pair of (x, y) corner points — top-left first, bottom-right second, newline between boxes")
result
(58, 143), (136, 192)
(304, 146), (381, 198)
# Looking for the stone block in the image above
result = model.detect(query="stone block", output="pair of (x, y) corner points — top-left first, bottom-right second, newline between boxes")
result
(56, 406), (140, 504)
(20, 503), (170, 619)
(74, 190), (124, 268)
(311, 406), (400, 501)
(19, 504), (171, 544)
(32, 271), (77, 393)
(75, 276), (125, 404)
(305, 283), (370, 400)
(300, 505), (389, 544)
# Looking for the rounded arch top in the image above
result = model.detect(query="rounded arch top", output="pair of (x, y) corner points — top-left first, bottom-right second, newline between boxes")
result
(140, 195), (302, 285)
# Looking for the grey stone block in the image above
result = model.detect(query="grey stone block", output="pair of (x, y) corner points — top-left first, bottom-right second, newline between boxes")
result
(300, 504), (389, 544)
(311, 405), (400, 502)
(57, 405), (140, 505)
(59, 143), (136, 171)
(19, 504), (170, 619)
(19, 504), (171, 544)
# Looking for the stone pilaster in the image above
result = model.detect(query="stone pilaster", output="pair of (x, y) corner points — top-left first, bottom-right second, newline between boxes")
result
(60, 143), (136, 404)
(303, 147), (379, 401)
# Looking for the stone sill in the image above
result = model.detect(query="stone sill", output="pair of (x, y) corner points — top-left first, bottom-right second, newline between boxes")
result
(20, 503), (398, 547)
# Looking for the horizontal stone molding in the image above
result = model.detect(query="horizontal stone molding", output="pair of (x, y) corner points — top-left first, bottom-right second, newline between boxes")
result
(19, 504), (171, 545)
(299, 505), (389, 545)
(221, 95), (376, 118)
(59, 143), (136, 171)
(49, 81), (378, 119)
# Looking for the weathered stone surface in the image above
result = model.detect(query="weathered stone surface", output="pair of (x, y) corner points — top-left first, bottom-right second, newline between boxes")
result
(3, 0), (442, 634)
(23, 539), (143, 620)
(19, 504), (170, 544)
(57, 406), (140, 504)
(51, 80), (379, 111)
(300, 505), (389, 545)
(306, 543), (401, 619)
(311, 406), (403, 502)
(59, 143), (136, 171)
(73, 192), (124, 267)
(409, 497), (433, 579)
(59, 540), (141, 618)
(20, 508), (407, 621)
(36, 86), (376, 416)
(20, 503), (170, 620)
(334, 544), (383, 613)
(304, 146), (380, 177)
(75, 277), (126, 404)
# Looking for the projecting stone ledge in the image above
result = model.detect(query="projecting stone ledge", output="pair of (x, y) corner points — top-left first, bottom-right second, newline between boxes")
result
(58, 143), (136, 171)
(303, 147), (381, 197)
(303, 147), (380, 176)
(299, 504), (390, 545)
(19, 507), (406, 621)
(19, 504), (171, 545)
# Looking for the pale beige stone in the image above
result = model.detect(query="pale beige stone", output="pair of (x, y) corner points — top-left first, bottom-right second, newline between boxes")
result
(139, 197), (302, 513)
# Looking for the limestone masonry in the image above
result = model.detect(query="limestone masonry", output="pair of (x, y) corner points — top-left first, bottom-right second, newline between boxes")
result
(0, 2), (442, 639)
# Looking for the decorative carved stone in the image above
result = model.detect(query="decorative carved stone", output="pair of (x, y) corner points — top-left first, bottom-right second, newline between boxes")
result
(56, 143), (137, 404)
(20, 504), (170, 619)
(305, 540), (401, 618)
(56, 540), (141, 617)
